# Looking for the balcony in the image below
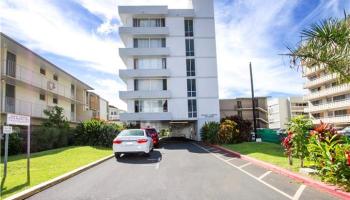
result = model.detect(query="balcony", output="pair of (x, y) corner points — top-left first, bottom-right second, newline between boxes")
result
(303, 65), (325, 77)
(303, 73), (337, 89)
(2, 64), (77, 101)
(119, 69), (170, 82)
(312, 115), (350, 125)
(119, 48), (170, 57)
(119, 26), (169, 36)
(119, 90), (171, 100)
(120, 112), (172, 121)
(304, 84), (350, 101)
(2, 97), (74, 121)
(305, 98), (350, 113)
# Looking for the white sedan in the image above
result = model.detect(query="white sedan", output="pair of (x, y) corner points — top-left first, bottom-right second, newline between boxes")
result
(113, 129), (153, 159)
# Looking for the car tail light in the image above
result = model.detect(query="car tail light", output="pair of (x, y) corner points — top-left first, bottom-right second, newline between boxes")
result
(113, 139), (122, 144)
(137, 139), (148, 144)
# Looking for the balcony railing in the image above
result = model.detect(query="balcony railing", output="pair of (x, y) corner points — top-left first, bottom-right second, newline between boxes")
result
(120, 112), (172, 121)
(119, 48), (170, 57)
(303, 73), (337, 88)
(303, 65), (325, 77)
(2, 63), (76, 100)
(119, 69), (170, 81)
(304, 84), (350, 100)
(305, 98), (350, 113)
(2, 97), (74, 121)
(119, 90), (171, 100)
(312, 115), (350, 124)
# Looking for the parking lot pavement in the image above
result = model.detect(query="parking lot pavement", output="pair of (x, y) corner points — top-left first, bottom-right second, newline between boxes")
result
(28, 140), (339, 200)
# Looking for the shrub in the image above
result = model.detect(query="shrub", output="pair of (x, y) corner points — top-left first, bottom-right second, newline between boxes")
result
(286, 115), (313, 167)
(221, 115), (252, 142)
(31, 126), (73, 152)
(218, 120), (239, 144)
(1, 128), (22, 155)
(307, 122), (350, 191)
(159, 129), (170, 137)
(74, 120), (124, 147)
(200, 121), (220, 144)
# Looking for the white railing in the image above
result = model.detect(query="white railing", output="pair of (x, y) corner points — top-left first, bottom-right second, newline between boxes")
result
(303, 65), (325, 76)
(303, 73), (337, 88)
(312, 115), (350, 124)
(305, 84), (350, 100)
(3, 97), (74, 121)
(305, 98), (350, 113)
(2, 62), (76, 100)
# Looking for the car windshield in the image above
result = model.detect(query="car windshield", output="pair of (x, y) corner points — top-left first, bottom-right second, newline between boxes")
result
(118, 129), (144, 137)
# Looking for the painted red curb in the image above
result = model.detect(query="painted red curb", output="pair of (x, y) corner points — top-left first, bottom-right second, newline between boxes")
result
(207, 144), (350, 200)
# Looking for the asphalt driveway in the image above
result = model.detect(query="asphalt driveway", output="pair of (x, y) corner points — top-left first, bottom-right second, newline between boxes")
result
(27, 140), (339, 200)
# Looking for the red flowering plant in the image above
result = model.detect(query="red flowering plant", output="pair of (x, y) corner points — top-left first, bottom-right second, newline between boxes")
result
(282, 131), (294, 165)
(307, 122), (350, 191)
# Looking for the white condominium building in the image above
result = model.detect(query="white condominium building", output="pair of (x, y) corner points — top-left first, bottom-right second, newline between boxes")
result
(303, 66), (350, 128)
(118, 0), (220, 140)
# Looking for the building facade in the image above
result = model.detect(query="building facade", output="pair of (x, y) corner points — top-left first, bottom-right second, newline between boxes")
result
(0, 33), (102, 125)
(267, 96), (308, 130)
(220, 97), (269, 128)
(118, 0), (220, 140)
(303, 66), (350, 128)
(108, 105), (125, 122)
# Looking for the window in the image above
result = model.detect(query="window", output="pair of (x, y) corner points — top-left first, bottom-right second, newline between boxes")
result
(184, 19), (193, 37)
(186, 59), (195, 76)
(187, 79), (196, 97)
(185, 39), (194, 56)
(335, 109), (347, 116)
(71, 104), (75, 112)
(312, 113), (321, 119)
(134, 38), (165, 48)
(135, 99), (167, 113)
(71, 84), (75, 96)
(238, 111), (242, 117)
(40, 68), (46, 75)
(163, 100), (168, 112)
(53, 74), (58, 81)
(188, 99), (197, 118)
(134, 57), (165, 69)
(163, 79), (167, 90)
(135, 100), (141, 113)
(138, 79), (163, 91)
(53, 97), (58, 104)
(237, 101), (242, 108)
(134, 79), (139, 91)
(6, 51), (16, 77)
(133, 18), (165, 27)
(162, 58), (167, 69)
(333, 94), (346, 102)
(39, 94), (45, 101)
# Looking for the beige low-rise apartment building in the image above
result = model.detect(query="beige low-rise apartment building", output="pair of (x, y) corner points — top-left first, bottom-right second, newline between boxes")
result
(220, 97), (269, 128)
(0, 33), (105, 126)
(303, 66), (350, 128)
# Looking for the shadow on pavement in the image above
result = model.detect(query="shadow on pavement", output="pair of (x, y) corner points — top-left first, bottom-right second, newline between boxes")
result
(115, 150), (162, 164)
(159, 137), (209, 154)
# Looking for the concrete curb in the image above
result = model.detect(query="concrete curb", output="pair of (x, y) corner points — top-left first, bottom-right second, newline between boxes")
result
(209, 144), (350, 200)
(5, 154), (114, 200)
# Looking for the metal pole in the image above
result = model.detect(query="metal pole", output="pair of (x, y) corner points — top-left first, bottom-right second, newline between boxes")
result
(249, 62), (257, 141)
(3, 133), (8, 177)
(27, 125), (30, 184)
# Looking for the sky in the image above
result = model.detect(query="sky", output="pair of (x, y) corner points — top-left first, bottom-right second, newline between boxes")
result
(1, 0), (349, 110)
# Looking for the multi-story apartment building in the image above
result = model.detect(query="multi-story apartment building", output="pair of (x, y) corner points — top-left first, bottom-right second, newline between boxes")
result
(108, 105), (125, 122)
(0, 33), (98, 125)
(81, 92), (109, 121)
(289, 96), (308, 118)
(303, 66), (350, 128)
(268, 96), (309, 130)
(220, 97), (269, 128)
(118, 0), (220, 140)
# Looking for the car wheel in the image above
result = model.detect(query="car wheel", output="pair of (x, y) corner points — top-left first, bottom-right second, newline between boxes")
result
(114, 153), (121, 160)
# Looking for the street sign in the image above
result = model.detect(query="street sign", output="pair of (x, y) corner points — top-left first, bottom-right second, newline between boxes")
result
(3, 126), (13, 134)
(7, 113), (30, 126)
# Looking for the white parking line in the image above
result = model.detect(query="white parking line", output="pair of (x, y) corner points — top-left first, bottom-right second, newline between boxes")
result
(155, 157), (161, 170)
(258, 171), (272, 180)
(239, 162), (252, 169)
(226, 157), (237, 162)
(292, 185), (306, 200)
(212, 150), (221, 153)
(192, 143), (293, 200)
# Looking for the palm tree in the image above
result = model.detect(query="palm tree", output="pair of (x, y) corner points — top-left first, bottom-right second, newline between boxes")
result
(288, 13), (350, 82)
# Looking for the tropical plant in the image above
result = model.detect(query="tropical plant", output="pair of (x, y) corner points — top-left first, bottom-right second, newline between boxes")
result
(200, 121), (220, 144)
(42, 106), (69, 129)
(288, 13), (350, 82)
(218, 120), (239, 144)
(281, 131), (293, 165)
(221, 115), (252, 142)
(286, 115), (313, 167)
(307, 122), (350, 190)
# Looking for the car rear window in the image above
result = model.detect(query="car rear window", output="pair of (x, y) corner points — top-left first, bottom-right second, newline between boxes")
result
(145, 129), (157, 135)
(118, 129), (145, 136)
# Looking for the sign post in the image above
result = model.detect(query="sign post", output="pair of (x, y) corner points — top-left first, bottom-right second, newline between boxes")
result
(6, 114), (31, 183)
(3, 125), (13, 178)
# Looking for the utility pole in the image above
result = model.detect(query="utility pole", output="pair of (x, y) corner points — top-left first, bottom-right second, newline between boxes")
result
(249, 62), (257, 141)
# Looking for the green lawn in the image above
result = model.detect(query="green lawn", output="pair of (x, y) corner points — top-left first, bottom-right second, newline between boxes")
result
(222, 142), (313, 172)
(0, 146), (112, 199)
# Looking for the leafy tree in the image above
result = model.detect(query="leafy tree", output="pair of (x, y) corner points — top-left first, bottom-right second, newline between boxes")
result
(221, 115), (252, 142)
(200, 121), (220, 144)
(43, 106), (69, 129)
(286, 115), (313, 167)
(288, 13), (350, 82)
(218, 120), (239, 144)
